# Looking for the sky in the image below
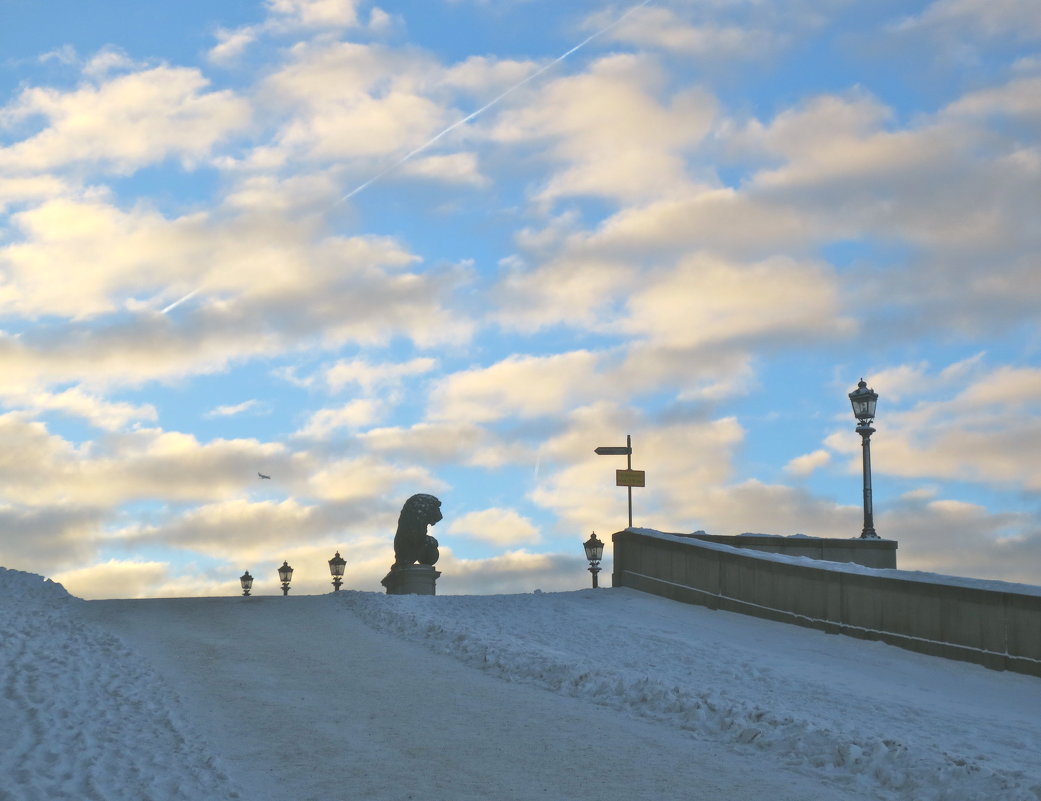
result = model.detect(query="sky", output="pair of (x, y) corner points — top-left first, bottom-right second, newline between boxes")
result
(0, 0), (1039, 599)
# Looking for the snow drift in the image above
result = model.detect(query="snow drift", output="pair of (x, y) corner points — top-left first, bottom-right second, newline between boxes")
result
(3, 566), (1040, 801)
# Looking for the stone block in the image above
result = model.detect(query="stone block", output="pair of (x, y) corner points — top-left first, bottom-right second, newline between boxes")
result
(381, 565), (441, 595)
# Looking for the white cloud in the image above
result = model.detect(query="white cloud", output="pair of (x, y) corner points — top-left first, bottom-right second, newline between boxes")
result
(492, 247), (643, 333)
(784, 449), (831, 477)
(400, 153), (488, 186)
(305, 456), (446, 502)
(318, 357), (438, 394)
(894, 0), (1041, 41)
(428, 351), (607, 423)
(82, 47), (138, 78)
(208, 26), (261, 65)
(123, 497), (330, 558)
(359, 422), (502, 466)
(606, 6), (781, 60)
(0, 175), (71, 211)
(206, 400), (261, 419)
(0, 67), (251, 173)
(825, 362), (1041, 492)
(295, 399), (383, 438)
(0, 415), (288, 507)
(267, 0), (361, 28)
(51, 560), (172, 600)
(856, 364), (930, 403)
(208, 0), (377, 65)
(259, 41), (449, 164)
(448, 507), (540, 545)
(0, 193), (471, 392)
(441, 56), (538, 95)
(620, 254), (853, 349)
(0, 503), (106, 568)
(529, 403), (745, 536)
(881, 493), (1041, 586)
(945, 75), (1041, 121)
(3, 388), (157, 431)
(490, 54), (716, 204)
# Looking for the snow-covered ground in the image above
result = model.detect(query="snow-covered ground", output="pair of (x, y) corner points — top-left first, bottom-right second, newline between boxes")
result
(3, 565), (1040, 801)
(0, 568), (237, 801)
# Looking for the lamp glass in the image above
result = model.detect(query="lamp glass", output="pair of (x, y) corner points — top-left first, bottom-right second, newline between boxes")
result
(848, 380), (878, 422)
(239, 571), (253, 590)
(277, 561), (293, 583)
(328, 552), (346, 578)
(583, 533), (604, 563)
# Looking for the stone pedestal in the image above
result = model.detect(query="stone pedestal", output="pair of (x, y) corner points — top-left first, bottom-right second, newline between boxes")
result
(381, 565), (441, 595)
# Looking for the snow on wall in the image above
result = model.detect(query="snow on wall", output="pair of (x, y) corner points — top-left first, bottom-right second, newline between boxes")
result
(630, 528), (1041, 597)
(0, 567), (243, 801)
(616, 528), (1041, 676)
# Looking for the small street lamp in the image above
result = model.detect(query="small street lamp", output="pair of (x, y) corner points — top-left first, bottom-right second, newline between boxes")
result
(328, 551), (346, 592)
(583, 532), (605, 588)
(848, 378), (880, 539)
(239, 570), (253, 597)
(277, 560), (294, 596)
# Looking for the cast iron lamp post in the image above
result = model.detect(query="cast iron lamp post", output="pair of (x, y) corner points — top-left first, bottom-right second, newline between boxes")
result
(328, 551), (346, 592)
(583, 532), (604, 588)
(848, 379), (879, 539)
(277, 560), (294, 596)
(239, 570), (253, 597)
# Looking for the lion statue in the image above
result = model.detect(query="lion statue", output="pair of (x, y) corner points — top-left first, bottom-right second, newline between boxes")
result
(391, 493), (442, 570)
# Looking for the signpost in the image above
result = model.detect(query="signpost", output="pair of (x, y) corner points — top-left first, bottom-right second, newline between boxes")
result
(615, 469), (645, 487)
(594, 434), (644, 529)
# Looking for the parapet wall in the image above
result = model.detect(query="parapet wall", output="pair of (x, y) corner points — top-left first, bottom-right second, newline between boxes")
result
(611, 529), (1041, 678)
(683, 533), (897, 569)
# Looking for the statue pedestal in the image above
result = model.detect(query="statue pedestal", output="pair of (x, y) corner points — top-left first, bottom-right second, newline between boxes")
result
(381, 565), (441, 595)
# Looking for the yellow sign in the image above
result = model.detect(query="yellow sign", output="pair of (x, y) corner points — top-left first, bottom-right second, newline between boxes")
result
(616, 469), (646, 487)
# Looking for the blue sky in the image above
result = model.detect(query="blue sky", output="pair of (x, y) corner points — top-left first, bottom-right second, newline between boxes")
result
(1, 0), (1039, 598)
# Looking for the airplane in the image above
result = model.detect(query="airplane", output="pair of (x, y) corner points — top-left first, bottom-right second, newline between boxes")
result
(258, 472), (271, 480)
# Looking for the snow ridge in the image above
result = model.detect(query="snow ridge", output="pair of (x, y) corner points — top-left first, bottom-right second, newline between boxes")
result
(0, 568), (242, 801)
(340, 589), (1041, 801)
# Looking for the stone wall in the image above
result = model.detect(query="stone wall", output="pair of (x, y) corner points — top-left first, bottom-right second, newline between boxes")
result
(683, 532), (897, 569)
(611, 529), (1041, 677)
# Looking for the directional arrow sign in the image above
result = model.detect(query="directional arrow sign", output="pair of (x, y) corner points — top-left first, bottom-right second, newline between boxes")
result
(596, 434), (636, 529)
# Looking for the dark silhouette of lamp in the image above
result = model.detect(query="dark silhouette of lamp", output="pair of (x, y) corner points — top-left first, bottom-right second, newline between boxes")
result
(328, 551), (346, 592)
(583, 532), (604, 588)
(240, 570), (253, 597)
(277, 561), (294, 596)
(848, 379), (879, 539)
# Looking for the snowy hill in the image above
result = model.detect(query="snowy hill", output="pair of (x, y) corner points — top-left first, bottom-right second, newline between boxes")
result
(3, 567), (1040, 801)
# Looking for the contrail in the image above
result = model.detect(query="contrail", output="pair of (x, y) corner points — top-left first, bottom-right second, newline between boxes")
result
(160, 2), (652, 314)
(341, 0), (653, 202)
(160, 288), (200, 315)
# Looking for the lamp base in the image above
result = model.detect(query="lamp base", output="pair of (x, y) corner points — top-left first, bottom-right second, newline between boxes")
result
(381, 565), (441, 596)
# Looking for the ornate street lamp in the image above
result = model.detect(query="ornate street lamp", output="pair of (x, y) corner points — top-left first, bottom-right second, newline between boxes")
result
(848, 379), (879, 539)
(328, 551), (346, 592)
(239, 570), (253, 597)
(277, 560), (294, 596)
(583, 532), (605, 588)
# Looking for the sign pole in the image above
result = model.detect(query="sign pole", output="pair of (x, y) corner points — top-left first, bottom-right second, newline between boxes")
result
(594, 438), (643, 531)
(626, 434), (633, 529)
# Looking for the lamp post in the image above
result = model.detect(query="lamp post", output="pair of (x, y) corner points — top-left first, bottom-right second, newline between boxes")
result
(239, 570), (253, 597)
(277, 560), (294, 596)
(583, 532), (604, 588)
(328, 551), (346, 592)
(848, 378), (879, 539)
